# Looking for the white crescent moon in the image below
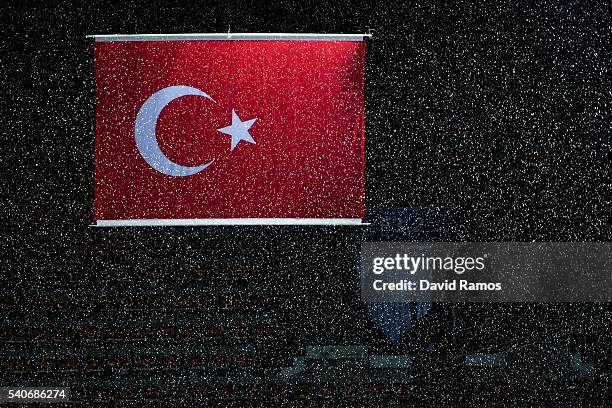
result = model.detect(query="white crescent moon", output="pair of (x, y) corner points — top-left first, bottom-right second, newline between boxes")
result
(135, 85), (215, 176)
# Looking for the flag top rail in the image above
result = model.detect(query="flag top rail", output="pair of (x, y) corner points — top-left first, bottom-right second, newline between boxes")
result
(87, 33), (371, 42)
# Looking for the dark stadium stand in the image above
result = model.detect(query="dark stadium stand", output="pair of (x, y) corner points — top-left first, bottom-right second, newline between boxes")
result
(1, 225), (610, 404)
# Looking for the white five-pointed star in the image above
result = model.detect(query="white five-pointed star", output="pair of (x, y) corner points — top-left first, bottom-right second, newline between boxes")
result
(217, 109), (257, 151)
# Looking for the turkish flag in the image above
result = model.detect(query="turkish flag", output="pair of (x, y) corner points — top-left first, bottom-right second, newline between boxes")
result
(93, 39), (365, 224)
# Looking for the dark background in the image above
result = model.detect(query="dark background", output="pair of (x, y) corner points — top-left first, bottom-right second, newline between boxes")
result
(2, 0), (611, 405)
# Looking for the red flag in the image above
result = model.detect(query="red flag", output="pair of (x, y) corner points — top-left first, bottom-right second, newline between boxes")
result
(93, 35), (365, 225)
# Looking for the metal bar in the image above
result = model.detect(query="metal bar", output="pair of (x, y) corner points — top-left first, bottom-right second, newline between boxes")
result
(87, 33), (372, 42)
(94, 218), (367, 227)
